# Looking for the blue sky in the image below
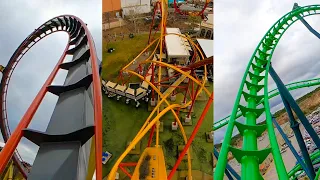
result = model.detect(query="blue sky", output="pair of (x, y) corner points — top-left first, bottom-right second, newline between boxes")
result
(0, 0), (102, 164)
(214, 0), (320, 143)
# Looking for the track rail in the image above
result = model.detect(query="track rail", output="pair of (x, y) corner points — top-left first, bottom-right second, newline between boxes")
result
(107, 0), (213, 178)
(289, 150), (320, 178)
(215, 5), (320, 180)
(214, 77), (320, 131)
(0, 15), (102, 179)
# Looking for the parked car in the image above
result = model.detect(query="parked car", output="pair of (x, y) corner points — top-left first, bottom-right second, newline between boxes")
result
(282, 144), (288, 149)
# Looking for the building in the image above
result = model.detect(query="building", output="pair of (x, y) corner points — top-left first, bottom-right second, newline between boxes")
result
(165, 28), (191, 66)
(103, 0), (151, 30)
(103, 0), (122, 17)
(103, 0), (123, 30)
(197, 39), (213, 58)
(199, 13), (213, 39)
(196, 39), (213, 81)
(121, 0), (151, 17)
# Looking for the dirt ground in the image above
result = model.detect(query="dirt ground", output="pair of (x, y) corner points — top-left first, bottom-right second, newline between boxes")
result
(276, 87), (320, 125)
(102, 11), (201, 42)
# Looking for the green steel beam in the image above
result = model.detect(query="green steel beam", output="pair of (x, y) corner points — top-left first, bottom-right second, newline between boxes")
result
(288, 150), (320, 178)
(213, 77), (320, 131)
(316, 169), (320, 180)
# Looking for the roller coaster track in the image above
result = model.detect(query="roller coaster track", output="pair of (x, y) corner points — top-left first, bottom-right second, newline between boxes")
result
(0, 15), (102, 179)
(182, 56), (213, 70)
(213, 77), (320, 131)
(215, 4), (320, 180)
(213, 77), (320, 178)
(289, 150), (320, 179)
(106, 0), (213, 178)
(108, 67), (212, 179)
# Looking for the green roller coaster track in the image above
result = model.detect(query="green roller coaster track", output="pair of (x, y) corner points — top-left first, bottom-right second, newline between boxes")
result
(214, 77), (320, 179)
(214, 4), (320, 180)
(289, 150), (320, 178)
(213, 77), (320, 131)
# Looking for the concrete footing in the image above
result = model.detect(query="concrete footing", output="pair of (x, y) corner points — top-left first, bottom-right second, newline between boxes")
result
(172, 122), (178, 131)
(184, 77), (189, 83)
(151, 99), (156, 106)
(170, 94), (176, 101)
(185, 115), (191, 123)
(206, 131), (214, 142)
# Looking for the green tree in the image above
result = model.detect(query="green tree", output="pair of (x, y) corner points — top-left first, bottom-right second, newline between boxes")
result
(188, 15), (202, 33)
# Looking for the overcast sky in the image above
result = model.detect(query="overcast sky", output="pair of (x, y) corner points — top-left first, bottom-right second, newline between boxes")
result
(0, 0), (101, 164)
(214, 0), (320, 143)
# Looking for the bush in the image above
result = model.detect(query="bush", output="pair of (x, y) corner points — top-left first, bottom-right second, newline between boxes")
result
(198, 148), (207, 163)
(164, 138), (175, 153)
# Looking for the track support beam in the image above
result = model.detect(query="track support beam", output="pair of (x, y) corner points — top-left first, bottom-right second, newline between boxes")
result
(294, 3), (320, 39)
(272, 115), (312, 179)
(269, 65), (316, 179)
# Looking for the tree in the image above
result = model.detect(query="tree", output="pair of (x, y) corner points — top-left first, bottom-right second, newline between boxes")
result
(164, 138), (175, 153)
(193, 0), (202, 8)
(187, 15), (202, 35)
(103, 12), (111, 30)
(125, 5), (144, 33)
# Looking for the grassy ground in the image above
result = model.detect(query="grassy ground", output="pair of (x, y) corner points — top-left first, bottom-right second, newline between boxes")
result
(102, 86), (213, 178)
(102, 33), (159, 81)
(102, 96), (151, 178)
(102, 33), (213, 178)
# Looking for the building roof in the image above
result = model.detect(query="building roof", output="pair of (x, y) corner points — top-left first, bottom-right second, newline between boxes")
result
(165, 28), (190, 57)
(197, 39), (213, 58)
(206, 14), (213, 25)
(202, 13), (213, 29)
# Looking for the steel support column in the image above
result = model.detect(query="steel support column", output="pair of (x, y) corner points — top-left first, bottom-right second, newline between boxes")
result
(269, 65), (316, 178)
(272, 115), (312, 179)
(269, 66), (320, 148)
(293, 3), (320, 39)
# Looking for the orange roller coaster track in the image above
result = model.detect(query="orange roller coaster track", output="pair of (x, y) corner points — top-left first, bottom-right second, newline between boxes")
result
(0, 15), (102, 179)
